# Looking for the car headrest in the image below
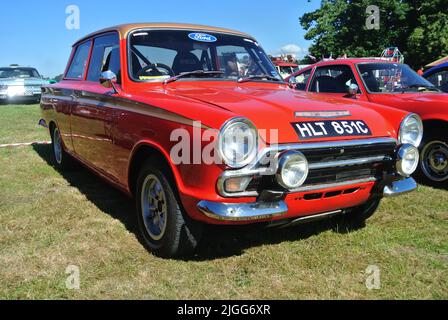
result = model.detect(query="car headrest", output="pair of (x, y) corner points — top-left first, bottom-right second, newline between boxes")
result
(172, 52), (202, 75)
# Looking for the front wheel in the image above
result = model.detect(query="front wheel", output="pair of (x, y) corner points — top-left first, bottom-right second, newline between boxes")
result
(136, 160), (203, 258)
(418, 136), (448, 187)
(336, 197), (381, 230)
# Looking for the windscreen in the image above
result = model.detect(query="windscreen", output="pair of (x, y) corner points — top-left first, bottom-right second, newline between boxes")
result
(128, 30), (282, 82)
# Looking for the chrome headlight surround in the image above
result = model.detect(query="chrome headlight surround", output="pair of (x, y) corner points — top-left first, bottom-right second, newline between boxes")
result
(217, 117), (258, 169)
(276, 151), (309, 189)
(396, 144), (420, 177)
(399, 114), (423, 147)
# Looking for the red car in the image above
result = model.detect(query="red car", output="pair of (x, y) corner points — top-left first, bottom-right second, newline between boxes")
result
(40, 24), (422, 257)
(286, 59), (448, 186)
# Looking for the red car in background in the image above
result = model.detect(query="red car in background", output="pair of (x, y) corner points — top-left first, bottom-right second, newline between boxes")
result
(286, 59), (448, 186)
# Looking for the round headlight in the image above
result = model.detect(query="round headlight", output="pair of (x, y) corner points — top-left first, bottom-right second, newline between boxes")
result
(218, 118), (258, 168)
(396, 144), (419, 177)
(276, 151), (309, 189)
(399, 114), (423, 147)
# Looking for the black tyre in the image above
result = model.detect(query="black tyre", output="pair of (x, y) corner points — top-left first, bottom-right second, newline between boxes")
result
(336, 197), (381, 230)
(51, 126), (75, 170)
(417, 134), (448, 187)
(136, 160), (203, 258)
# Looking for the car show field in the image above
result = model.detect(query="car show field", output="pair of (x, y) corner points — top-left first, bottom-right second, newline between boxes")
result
(0, 104), (447, 299)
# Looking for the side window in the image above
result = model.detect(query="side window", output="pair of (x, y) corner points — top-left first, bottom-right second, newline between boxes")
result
(426, 70), (448, 89)
(292, 69), (312, 90)
(310, 65), (359, 93)
(87, 33), (121, 83)
(66, 41), (92, 80)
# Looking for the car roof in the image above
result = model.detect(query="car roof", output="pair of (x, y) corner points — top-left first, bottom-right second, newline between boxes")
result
(314, 58), (399, 66)
(275, 62), (298, 67)
(423, 62), (448, 77)
(292, 58), (399, 74)
(73, 23), (255, 46)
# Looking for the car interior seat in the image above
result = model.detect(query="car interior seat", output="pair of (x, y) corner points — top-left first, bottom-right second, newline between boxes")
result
(172, 51), (202, 75)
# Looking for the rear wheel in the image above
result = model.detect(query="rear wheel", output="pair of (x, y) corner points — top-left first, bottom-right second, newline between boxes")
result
(51, 126), (74, 170)
(136, 160), (203, 258)
(418, 135), (448, 187)
(336, 197), (381, 230)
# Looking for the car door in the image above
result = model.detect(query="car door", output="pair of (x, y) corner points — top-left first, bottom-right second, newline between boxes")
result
(69, 33), (122, 179)
(307, 64), (369, 101)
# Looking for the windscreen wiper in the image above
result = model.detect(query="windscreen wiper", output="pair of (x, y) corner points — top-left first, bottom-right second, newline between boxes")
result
(401, 84), (440, 92)
(164, 70), (224, 84)
(237, 74), (283, 83)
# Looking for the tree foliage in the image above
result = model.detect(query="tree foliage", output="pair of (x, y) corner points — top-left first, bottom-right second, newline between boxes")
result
(300, 0), (448, 68)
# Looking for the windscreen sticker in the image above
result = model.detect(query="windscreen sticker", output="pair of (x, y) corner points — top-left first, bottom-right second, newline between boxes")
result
(188, 33), (217, 42)
(138, 75), (170, 80)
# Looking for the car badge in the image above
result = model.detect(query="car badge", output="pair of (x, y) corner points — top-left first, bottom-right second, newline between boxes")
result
(294, 111), (351, 118)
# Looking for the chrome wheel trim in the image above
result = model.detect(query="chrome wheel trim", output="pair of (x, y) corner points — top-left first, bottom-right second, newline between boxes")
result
(53, 128), (62, 164)
(140, 174), (168, 241)
(421, 140), (448, 182)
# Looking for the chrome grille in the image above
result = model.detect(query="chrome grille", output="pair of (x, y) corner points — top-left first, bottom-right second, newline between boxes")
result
(218, 138), (398, 198)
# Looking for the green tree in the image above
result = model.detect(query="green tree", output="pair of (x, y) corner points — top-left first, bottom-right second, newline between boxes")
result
(300, 0), (448, 69)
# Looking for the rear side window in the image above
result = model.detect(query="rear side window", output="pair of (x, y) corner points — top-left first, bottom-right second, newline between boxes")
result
(66, 41), (92, 79)
(310, 65), (359, 93)
(87, 33), (121, 82)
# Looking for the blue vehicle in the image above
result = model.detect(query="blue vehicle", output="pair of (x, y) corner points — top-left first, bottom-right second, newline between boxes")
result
(423, 62), (448, 93)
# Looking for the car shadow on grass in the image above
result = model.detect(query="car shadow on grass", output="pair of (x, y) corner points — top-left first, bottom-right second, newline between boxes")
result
(33, 143), (353, 261)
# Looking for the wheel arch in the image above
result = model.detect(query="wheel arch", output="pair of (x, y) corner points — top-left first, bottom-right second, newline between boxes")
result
(422, 118), (448, 136)
(127, 141), (183, 197)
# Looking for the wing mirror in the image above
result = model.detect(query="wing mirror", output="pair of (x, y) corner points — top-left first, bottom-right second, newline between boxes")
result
(288, 77), (298, 89)
(346, 83), (359, 98)
(99, 70), (119, 93)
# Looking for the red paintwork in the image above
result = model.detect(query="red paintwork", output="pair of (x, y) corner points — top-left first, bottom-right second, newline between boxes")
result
(41, 28), (411, 225)
(285, 58), (448, 123)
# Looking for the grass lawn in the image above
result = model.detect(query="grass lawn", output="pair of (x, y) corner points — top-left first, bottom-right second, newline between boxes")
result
(0, 103), (49, 144)
(0, 104), (447, 299)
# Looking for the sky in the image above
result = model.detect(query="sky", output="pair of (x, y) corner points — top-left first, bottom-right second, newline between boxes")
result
(0, 0), (321, 77)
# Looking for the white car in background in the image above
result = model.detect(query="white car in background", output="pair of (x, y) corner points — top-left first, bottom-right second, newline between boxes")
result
(0, 65), (47, 103)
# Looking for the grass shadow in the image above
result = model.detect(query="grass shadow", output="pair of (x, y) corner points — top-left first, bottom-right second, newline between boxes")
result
(33, 143), (345, 261)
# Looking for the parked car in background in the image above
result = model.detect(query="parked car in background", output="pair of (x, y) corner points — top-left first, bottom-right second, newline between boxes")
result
(41, 23), (422, 258)
(423, 62), (448, 93)
(0, 65), (46, 103)
(273, 61), (299, 78)
(286, 59), (448, 186)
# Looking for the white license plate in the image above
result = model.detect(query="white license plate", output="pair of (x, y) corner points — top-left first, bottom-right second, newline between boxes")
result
(291, 120), (372, 140)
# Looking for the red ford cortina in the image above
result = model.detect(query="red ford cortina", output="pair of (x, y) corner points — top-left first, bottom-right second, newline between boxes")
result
(40, 23), (423, 257)
(286, 59), (448, 186)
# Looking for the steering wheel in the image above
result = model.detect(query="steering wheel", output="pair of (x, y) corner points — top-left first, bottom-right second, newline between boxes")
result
(137, 63), (175, 77)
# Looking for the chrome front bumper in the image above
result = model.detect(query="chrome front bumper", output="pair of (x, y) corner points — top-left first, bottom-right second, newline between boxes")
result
(197, 177), (417, 221)
(383, 177), (417, 197)
(197, 200), (288, 221)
